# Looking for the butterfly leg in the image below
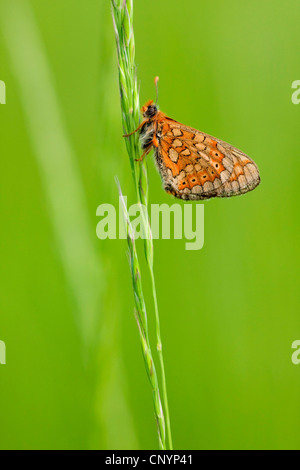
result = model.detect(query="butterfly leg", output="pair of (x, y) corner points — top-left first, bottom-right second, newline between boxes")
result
(123, 120), (147, 137)
(135, 143), (153, 162)
(135, 122), (158, 161)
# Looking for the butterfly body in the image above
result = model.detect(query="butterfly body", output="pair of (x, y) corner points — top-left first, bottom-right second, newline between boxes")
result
(136, 100), (260, 201)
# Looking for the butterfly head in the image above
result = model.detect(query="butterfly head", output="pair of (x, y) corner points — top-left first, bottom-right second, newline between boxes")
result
(142, 100), (158, 119)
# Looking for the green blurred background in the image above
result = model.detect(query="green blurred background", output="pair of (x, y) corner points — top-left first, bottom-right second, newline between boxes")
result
(0, 0), (300, 450)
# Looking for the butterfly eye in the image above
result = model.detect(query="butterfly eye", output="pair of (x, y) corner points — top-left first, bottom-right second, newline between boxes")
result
(215, 164), (219, 168)
(144, 104), (157, 118)
(203, 175), (207, 179)
(182, 181), (186, 185)
(191, 178), (196, 183)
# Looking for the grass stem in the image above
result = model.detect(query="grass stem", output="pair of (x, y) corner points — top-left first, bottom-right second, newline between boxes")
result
(111, 0), (173, 449)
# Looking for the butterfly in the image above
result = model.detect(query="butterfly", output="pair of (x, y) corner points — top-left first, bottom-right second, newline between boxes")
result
(125, 92), (260, 201)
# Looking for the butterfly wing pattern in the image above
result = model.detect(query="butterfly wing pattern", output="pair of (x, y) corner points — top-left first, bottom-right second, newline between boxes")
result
(136, 101), (260, 201)
(156, 119), (260, 200)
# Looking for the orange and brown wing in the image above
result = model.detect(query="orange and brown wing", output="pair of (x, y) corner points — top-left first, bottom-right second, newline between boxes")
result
(155, 118), (260, 200)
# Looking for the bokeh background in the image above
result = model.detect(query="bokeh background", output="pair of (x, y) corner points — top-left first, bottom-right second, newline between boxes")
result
(0, 0), (300, 450)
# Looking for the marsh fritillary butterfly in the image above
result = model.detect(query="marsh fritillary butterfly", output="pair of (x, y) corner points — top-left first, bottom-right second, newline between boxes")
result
(125, 82), (260, 201)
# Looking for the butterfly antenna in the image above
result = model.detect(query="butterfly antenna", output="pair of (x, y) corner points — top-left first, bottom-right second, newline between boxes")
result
(154, 76), (159, 106)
